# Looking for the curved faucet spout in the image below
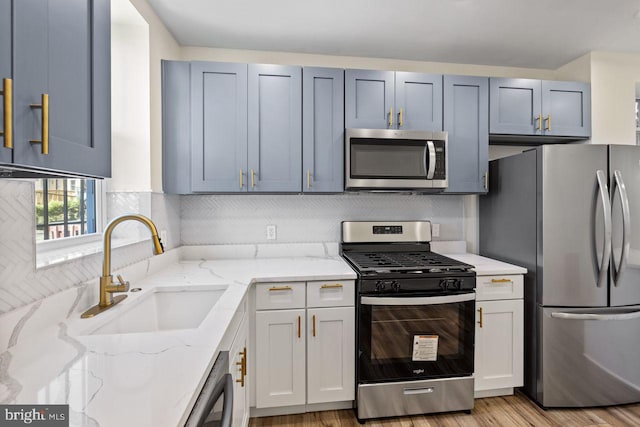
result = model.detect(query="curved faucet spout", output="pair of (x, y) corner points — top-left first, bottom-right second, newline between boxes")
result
(81, 213), (164, 318)
(102, 214), (165, 278)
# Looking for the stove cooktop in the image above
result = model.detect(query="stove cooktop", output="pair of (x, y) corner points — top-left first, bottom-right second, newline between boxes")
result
(342, 250), (473, 274)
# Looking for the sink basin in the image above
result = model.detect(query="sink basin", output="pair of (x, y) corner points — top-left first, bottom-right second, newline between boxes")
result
(89, 286), (228, 335)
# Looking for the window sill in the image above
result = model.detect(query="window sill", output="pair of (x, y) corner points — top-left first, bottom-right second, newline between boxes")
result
(36, 234), (148, 269)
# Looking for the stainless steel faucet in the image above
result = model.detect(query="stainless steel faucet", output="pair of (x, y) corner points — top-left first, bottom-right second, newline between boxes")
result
(81, 214), (164, 319)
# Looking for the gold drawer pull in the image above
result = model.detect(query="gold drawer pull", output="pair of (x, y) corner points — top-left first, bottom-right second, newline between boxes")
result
(0, 78), (12, 149)
(545, 114), (551, 132)
(297, 315), (301, 338)
(478, 307), (483, 328)
(320, 283), (343, 289)
(30, 93), (49, 155)
(490, 278), (512, 284)
(269, 285), (292, 291)
(312, 314), (316, 337)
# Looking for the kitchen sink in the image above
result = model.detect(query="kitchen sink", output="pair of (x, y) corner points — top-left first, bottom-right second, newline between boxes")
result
(88, 285), (228, 335)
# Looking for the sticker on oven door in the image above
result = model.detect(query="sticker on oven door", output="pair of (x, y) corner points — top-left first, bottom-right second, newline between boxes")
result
(412, 335), (438, 361)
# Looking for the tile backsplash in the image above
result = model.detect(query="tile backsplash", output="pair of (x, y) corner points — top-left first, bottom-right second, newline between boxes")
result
(0, 181), (180, 315)
(1, 180), (466, 316)
(181, 193), (465, 245)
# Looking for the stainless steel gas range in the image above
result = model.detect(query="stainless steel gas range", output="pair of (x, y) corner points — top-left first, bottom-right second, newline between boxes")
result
(340, 221), (476, 422)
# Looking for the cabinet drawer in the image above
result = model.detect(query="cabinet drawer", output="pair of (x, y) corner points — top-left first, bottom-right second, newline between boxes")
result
(476, 275), (523, 301)
(256, 282), (305, 310)
(307, 280), (355, 308)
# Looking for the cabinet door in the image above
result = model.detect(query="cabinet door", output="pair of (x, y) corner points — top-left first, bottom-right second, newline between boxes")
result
(307, 307), (355, 403)
(443, 75), (489, 194)
(230, 315), (249, 427)
(475, 299), (524, 392)
(542, 80), (591, 137)
(489, 78), (541, 135)
(191, 62), (248, 192)
(13, 0), (110, 177)
(162, 61), (192, 194)
(395, 72), (442, 131)
(345, 69), (394, 129)
(0, 0), (11, 164)
(302, 67), (344, 193)
(255, 309), (306, 408)
(248, 64), (302, 192)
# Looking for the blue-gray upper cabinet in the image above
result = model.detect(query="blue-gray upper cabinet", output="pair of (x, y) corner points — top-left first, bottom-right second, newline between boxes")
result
(191, 62), (248, 193)
(0, 0), (11, 164)
(302, 67), (344, 193)
(541, 80), (591, 137)
(443, 75), (489, 194)
(489, 78), (542, 135)
(248, 64), (302, 192)
(490, 78), (590, 138)
(395, 72), (442, 131)
(345, 69), (394, 129)
(345, 69), (442, 131)
(12, 0), (111, 177)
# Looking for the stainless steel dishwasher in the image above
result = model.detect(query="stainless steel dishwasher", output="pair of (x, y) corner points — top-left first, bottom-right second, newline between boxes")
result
(185, 351), (233, 427)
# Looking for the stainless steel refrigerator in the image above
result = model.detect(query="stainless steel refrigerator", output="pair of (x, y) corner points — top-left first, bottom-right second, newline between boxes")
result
(480, 144), (640, 408)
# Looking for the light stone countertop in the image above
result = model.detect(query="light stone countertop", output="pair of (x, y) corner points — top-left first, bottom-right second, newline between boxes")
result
(0, 245), (356, 427)
(444, 253), (527, 275)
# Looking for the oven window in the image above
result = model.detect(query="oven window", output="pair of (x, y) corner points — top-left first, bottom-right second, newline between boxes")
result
(350, 139), (427, 179)
(358, 299), (474, 383)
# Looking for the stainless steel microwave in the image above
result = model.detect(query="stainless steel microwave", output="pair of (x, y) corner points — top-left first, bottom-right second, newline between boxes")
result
(345, 129), (448, 191)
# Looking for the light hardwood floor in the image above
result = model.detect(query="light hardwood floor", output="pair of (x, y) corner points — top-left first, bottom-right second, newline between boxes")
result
(249, 392), (640, 426)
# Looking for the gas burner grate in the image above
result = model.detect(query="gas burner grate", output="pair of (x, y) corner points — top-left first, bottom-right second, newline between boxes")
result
(344, 251), (471, 272)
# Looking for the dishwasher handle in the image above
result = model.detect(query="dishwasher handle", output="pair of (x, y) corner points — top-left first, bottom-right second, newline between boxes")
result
(186, 373), (233, 427)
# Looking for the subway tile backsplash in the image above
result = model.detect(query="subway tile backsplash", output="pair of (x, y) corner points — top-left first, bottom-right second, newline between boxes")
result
(181, 193), (464, 245)
(0, 180), (465, 315)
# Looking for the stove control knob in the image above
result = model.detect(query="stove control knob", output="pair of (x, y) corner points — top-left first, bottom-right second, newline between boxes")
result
(439, 279), (449, 290)
(375, 281), (387, 291)
(391, 281), (400, 292)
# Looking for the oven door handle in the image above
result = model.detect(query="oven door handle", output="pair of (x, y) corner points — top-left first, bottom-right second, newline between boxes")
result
(361, 293), (475, 306)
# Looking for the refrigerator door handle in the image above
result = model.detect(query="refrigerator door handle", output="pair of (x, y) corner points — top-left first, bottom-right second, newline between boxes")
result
(612, 170), (631, 286)
(551, 310), (640, 321)
(596, 170), (612, 288)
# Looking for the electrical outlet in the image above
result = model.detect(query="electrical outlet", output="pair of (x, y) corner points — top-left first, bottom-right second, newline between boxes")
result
(160, 230), (168, 248)
(266, 225), (277, 240)
(431, 223), (440, 238)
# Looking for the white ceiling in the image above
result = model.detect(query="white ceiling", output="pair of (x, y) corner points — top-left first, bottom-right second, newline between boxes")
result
(146, 0), (640, 69)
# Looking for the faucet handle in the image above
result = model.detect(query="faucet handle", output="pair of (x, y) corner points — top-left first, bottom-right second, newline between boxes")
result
(116, 275), (130, 291)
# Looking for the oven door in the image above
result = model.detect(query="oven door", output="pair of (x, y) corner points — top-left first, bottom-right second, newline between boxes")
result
(358, 292), (475, 383)
(345, 129), (447, 190)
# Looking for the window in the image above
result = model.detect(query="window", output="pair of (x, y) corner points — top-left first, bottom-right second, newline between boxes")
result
(35, 178), (97, 241)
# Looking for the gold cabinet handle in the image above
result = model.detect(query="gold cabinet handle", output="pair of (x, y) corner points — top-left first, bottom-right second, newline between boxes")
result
(312, 314), (316, 337)
(268, 285), (292, 291)
(297, 315), (301, 338)
(235, 347), (247, 387)
(251, 169), (255, 188)
(398, 107), (403, 128)
(490, 278), (512, 284)
(30, 94), (49, 155)
(240, 169), (243, 189)
(0, 78), (12, 149)
(388, 106), (393, 128)
(320, 283), (343, 289)
(535, 113), (542, 131)
(307, 169), (311, 189)
(545, 114), (551, 132)
(478, 307), (483, 328)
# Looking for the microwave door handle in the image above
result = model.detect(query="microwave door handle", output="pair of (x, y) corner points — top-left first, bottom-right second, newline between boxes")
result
(426, 141), (436, 179)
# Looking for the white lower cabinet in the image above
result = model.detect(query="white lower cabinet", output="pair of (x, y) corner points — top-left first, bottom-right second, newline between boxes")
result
(230, 315), (250, 427)
(475, 289), (524, 396)
(254, 280), (355, 413)
(255, 309), (306, 408)
(307, 307), (355, 404)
